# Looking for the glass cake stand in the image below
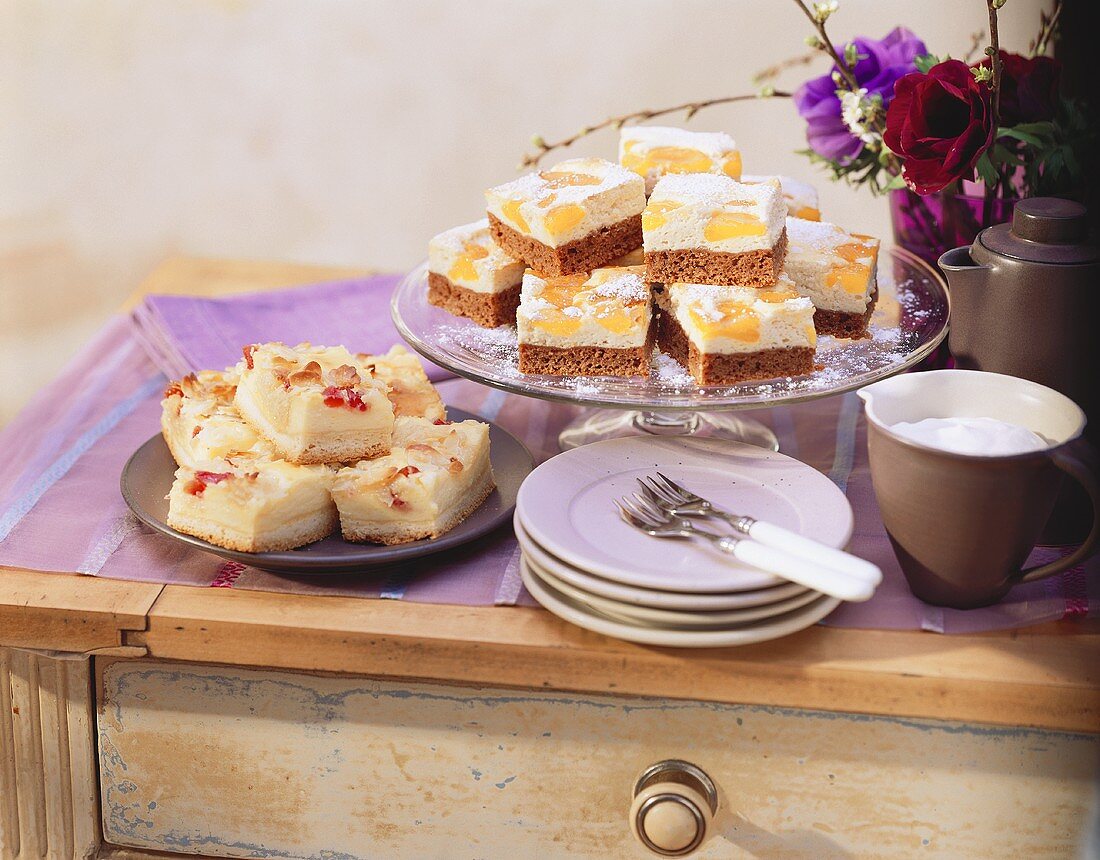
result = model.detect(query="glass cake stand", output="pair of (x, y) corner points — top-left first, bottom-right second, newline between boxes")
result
(391, 247), (949, 451)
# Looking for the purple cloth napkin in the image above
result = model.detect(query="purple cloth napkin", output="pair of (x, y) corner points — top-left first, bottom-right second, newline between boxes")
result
(0, 277), (1095, 634)
(131, 275), (451, 382)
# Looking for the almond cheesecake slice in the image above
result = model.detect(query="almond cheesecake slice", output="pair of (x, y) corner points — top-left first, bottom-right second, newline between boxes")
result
(657, 277), (817, 385)
(161, 369), (276, 468)
(355, 344), (446, 423)
(167, 458), (338, 552)
(643, 174), (788, 288)
(485, 157), (645, 277)
(516, 265), (654, 377)
(427, 219), (526, 327)
(619, 125), (742, 195)
(784, 217), (880, 339)
(332, 416), (494, 545)
(234, 342), (395, 465)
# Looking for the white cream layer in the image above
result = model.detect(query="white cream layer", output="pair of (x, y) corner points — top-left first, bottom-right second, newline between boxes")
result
(664, 281), (816, 355)
(643, 174), (786, 255)
(618, 125), (742, 194)
(427, 218), (525, 294)
(516, 266), (652, 350)
(785, 217), (879, 314)
(742, 174), (821, 220)
(485, 157), (645, 248)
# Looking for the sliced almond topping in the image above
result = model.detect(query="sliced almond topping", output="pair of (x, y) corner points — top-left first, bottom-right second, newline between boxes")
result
(329, 364), (361, 387)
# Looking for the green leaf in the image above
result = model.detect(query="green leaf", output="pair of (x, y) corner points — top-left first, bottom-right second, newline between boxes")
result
(997, 127), (1047, 147)
(975, 151), (999, 187)
(884, 174), (908, 191)
(914, 53), (938, 74)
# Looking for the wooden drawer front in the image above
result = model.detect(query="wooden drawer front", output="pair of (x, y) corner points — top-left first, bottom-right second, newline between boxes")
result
(97, 659), (1096, 859)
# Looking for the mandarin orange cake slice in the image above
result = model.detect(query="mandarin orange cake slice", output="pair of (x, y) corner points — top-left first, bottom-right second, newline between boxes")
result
(427, 219), (526, 327)
(356, 344), (446, 422)
(656, 277), (817, 385)
(516, 265), (654, 377)
(784, 217), (880, 339)
(331, 416), (494, 545)
(234, 342), (394, 465)
(643, 174), (788, 288)
(161, 369), (276, 468)
(618, 125), (742, 195)
(485, 157), (645, 276)
(742, 174), (821, 221)
(167, 458), (338, 552)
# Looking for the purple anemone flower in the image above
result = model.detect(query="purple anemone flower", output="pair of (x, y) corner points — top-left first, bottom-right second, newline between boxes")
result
(794, 27), (927, 163)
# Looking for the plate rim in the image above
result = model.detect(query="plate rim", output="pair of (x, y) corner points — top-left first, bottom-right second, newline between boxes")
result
(513, 512), (811, 611)
(525, 553), (822, 626)
(120, 406), (534, 573)
(516, 435), (854, 593)
(520, 557), (841, 648)
(391, 246), (951, 412)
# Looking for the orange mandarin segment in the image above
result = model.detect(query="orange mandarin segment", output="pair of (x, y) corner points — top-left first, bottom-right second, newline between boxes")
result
(804, 324), (818, 346)
(794, 206), (821, 221)
(755, 289), (800, 303)
(689, 303), (761, 342)
(835, 240), (877, 263)
(448, 256), (478, 282)
(720, 151), (743, 179)
(703, 210), (766, 241)
(502, 199), (529, 233)
(544, 204), (586, 237)
(642, 200), (683, 231)
(447, 243), (489, 282)
(827, 263), (872, 295)
(594, 309), (638, 335)
(539, 170), (601, 188)
(531, 315), (583, 337)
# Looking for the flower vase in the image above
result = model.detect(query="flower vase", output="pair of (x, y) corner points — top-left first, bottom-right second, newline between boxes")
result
(889, 188), (1018, 370)
(889, 187), (1018, 268)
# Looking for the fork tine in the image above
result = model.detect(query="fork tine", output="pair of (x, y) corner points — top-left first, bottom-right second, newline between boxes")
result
(654, 471), (701, 503)
(630, 492), (669, 522)
(638, 476), (679, 506)
(618, 495), (664, 528)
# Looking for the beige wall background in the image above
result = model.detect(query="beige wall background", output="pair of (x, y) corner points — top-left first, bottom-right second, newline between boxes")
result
(1, 0), (1042, 426)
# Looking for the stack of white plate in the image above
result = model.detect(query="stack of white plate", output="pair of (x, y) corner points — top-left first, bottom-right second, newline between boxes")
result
(514, 436), (856, 648)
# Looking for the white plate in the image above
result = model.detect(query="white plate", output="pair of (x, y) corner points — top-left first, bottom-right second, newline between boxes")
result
(514, 513), (810, 611)
(525, 554), (822, 629)
(520, 559), (841, 648)
(516, 436), (854, 593)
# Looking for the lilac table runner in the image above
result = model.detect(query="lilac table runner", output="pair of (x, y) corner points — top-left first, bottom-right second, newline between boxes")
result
(0, 275), (1095, 633)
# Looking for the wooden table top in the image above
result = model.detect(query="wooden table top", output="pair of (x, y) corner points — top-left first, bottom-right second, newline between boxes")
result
(2, 256), (1097, 733)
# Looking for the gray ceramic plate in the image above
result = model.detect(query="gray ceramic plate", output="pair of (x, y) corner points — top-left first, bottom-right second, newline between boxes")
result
(120, 408), (533, 574)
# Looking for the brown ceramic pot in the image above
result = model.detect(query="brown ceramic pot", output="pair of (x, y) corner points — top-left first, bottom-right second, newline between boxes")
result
(859, 370), (1100, 609)
(939, 197), (1100, 543)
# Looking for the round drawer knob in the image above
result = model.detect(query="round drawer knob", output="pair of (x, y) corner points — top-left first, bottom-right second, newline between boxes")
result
(630, 760), (718, 857)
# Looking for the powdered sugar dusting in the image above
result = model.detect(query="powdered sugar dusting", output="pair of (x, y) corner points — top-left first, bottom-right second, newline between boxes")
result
(396, 251), (949, 408)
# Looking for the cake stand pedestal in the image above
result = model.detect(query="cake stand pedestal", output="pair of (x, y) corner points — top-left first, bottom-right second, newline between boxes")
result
(556, 410), (779, 451)
(392, 248), (949, 453)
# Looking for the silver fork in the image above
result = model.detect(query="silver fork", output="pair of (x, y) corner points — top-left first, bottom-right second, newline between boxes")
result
(638, 473), (882, 585)
(616, 494), (875, 602)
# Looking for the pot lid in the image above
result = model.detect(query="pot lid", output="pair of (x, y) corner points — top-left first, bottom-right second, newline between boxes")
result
(978, 197), (1099, 265)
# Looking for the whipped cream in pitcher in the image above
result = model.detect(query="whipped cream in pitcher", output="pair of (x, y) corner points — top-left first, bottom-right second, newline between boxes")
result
(888, 416), (1049, 456)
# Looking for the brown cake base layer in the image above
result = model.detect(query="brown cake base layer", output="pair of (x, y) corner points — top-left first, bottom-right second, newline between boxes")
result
(518, 327), (654, 377)
(813, 285), (878, 340)
(427, 272), (521, 328)
(645, 230), (788, 288)
(657, 307), (814, 385)
(488, 212), (643, 277)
